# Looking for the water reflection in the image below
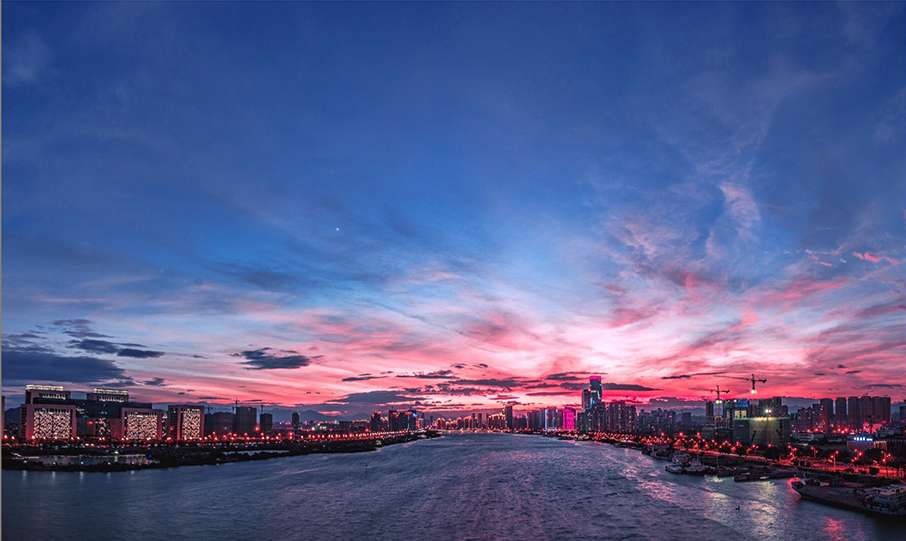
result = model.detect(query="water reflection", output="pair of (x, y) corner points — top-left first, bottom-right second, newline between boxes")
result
(3, 434), (901, 541)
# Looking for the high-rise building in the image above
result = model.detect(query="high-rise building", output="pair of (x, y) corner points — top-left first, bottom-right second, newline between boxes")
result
(22, 403), (78, 440)
(873, 396), (891, 425)
(114, 407), (162, 441)
(562, 407), (576, 431)
(581, 389), (592, 411)
(388, 409), (401, 431)
(589, 376), (603, 405)
(234, 406), (257, 435)
(835, 397), (847, 426)
(168, 405), (205, 441)
(259, 413), (273, 434)
(505, 405), (514, 429)
(848, 396), (862, 428)
(705, 401), (715, 420)
(370, 411), (382, 432)
(291, 411), (301, 430)
(818, 398), (834, 431)
(205, 412), (235, 435)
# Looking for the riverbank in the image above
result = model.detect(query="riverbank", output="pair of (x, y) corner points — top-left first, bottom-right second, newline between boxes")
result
(2, 430), (440, 472)
(546, 431), (906, 518)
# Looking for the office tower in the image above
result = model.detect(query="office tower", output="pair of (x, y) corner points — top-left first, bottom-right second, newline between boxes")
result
(705, 401), (715, 420)
(589, 376), (603, 404)
(292, 411), (301, 430)
(370, 411), (382, 432)
(234, 406), (257, 434)
(581, 389), (592, 412)
(505, 405), (514, 429)
(259, 413), (273, 434)
(168, 405), (205, 441)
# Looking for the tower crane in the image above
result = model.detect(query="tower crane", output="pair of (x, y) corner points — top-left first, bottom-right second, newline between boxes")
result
(707, 384), (731, 404)
(720, 374), (767, 394)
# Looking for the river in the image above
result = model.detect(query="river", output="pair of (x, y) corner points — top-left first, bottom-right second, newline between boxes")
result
(2, 433), (902, 540)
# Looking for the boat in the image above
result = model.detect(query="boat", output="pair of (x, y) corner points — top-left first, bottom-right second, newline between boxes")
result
(734, 469), (771, 482)
(645, 444), (673, 461)
(861, 485), (906, 517)
(792, 478), (906, 517)
(664, 454), (709, 476)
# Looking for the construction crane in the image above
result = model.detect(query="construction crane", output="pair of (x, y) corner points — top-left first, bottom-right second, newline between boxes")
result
(707, 385), (732, 404)
(720, 374), (767, 394)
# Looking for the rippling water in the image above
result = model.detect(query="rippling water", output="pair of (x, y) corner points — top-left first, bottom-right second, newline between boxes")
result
(3, 433), (902, 540)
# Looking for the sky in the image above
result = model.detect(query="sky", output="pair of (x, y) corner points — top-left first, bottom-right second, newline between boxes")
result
(3, 3), (906, 418)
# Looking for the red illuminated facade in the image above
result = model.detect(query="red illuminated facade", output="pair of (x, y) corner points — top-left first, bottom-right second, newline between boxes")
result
(22, 404), (78, 440)
(167, 405), (205, 441)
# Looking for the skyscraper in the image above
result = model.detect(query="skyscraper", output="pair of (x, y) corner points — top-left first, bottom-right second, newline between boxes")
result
(581, 389), (592, 411)
(291, 411), (301, 430)
(505, 405), (514, 429)
(589, 376), (603, 405)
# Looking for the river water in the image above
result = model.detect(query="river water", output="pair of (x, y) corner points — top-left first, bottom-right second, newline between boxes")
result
(3, 433), (902, 540)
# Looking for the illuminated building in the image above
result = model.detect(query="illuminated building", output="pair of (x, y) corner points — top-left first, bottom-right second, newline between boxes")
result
(168, 405), (205, 441)
(589, 376), (602, 407)
(23, 404), (78, 440)
(561, 407), (576, 431)
(112, 407), (163, 441)
(87, 388), (129, 403)
(25, 384), (70, 403)
(732, 416), (791, 447)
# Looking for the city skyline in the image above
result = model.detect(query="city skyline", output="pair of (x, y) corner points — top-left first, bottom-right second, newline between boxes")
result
(4, 3), (906, 418)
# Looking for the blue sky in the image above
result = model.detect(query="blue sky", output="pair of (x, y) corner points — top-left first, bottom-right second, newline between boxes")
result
(3, 2), (905, 416)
